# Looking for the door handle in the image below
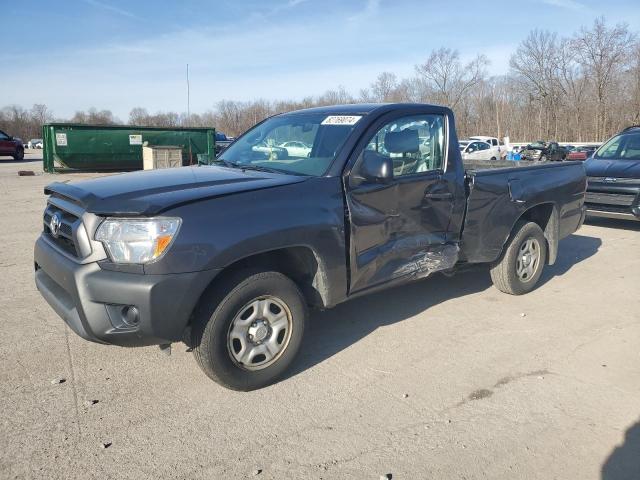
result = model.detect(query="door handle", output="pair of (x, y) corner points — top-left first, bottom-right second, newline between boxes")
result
(424, 192), (453, 200)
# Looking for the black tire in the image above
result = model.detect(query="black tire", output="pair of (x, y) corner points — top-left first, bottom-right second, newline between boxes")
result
(540, 155), (547, 162)
(490, 156), (497, 161)
(191, 270), (307, 391)
(490, 221), (547, 295)
(13, 147), (24, 161)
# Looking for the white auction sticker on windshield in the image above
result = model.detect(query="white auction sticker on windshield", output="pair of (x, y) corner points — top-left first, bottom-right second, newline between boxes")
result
(321, 115), (362, 126)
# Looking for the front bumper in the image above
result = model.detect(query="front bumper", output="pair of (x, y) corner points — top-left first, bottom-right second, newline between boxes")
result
(586, 208), (640, 221)
(585, 181), (640, 222)
(34, 236), (220, 347)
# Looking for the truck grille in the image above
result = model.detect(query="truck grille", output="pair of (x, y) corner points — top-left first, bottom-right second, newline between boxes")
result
(43, 204), (81, 257)
(588, 177), (640, 185)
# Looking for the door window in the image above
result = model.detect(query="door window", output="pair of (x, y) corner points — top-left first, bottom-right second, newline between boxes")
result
(477, 142), (490, 151)
(363, 114), (445, 176)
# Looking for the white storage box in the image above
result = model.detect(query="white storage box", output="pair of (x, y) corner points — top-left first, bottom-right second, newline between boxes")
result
(142, 145), (183, 170)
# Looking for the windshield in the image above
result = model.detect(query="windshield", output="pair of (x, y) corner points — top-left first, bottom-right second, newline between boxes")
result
(218, 113), (362, 176)
(459, 141), (469, 151)
(594, 132), (640, 160)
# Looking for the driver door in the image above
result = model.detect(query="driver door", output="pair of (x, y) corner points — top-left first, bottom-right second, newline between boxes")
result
(345, 113), (459, 293)
(477, 142), (492, 160)
(466, 142), (482, 160)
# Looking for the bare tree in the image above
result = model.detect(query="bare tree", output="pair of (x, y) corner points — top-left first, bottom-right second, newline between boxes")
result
(30, 104), (53, 127)
(628, 43), (640, 124)
(71, 108), (117, 125)
(509, 30), (563, 138)
(573, 17), (636, 139)
(416, 48), (489, 109)
(129, 107), (149, 125)
(369, 72), (398, 102)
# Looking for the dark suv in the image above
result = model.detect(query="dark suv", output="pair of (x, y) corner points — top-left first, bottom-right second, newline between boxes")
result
(0, 129), (24, 160)
(585, 126), (640, 221)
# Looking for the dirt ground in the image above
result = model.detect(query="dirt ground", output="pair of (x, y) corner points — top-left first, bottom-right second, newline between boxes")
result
(1, 156), (639, 480)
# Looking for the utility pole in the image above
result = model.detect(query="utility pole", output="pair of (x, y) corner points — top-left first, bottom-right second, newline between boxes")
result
(186, 63), (190, 127)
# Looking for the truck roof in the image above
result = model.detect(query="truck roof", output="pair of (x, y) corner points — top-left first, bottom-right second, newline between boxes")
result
(470, 136), (498, 141)
(283, 103), (450, 116)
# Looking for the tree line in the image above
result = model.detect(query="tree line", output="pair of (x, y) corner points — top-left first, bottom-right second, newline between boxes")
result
(2, 17), (638, 144)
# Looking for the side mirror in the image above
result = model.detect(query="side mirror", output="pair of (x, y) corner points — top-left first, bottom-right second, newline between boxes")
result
(360, 150), (393, 183)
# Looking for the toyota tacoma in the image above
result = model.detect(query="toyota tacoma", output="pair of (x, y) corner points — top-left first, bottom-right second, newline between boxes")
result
(34, 104), (587, 390)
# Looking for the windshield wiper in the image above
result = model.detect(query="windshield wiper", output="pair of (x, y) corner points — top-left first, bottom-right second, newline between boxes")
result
(236, 164), (287, 174)
(212, 159), (301, 176)
(210, 158), (239, 168)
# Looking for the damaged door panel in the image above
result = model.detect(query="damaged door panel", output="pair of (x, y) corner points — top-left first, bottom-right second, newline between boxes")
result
(345, 112), (460, 293)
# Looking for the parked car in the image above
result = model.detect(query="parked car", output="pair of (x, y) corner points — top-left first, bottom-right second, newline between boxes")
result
(279, 141), (312, 157)
(459, 139), (497, 160)
(251, 141), (289, 159)
(469, 136), (504, 159)
(34, 103), (586, 391)
(566, 146), (596, 161)
(584, 125), (640, 221)
(521, 141), (568, 162)
(214, 132), (233, 155)
(27, 138), (43, 149)
(0, 130), (24, 160)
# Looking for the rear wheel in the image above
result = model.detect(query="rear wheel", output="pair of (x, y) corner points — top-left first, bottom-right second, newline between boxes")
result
(490, 221), (547, 295)
(13, 147), (24, 161)
(191, 270), (307, 391)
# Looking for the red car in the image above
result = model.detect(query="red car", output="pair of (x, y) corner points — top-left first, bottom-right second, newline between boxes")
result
(0, 129), (24, 160)
(566, 146), (596, 161)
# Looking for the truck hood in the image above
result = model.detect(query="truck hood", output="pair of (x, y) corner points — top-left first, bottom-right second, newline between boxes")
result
(45, 166), (308, 216)
(585, 158), (640, 179)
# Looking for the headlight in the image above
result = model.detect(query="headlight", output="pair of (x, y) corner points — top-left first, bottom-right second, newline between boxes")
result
(95, 217), (182, 264)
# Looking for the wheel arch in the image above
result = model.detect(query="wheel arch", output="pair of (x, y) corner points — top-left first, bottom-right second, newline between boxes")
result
(193, 245), (330, 317)
(511, 202), (559, 265)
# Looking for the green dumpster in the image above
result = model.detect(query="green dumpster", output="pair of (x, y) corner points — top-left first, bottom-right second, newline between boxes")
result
(42, 123), (215, 173)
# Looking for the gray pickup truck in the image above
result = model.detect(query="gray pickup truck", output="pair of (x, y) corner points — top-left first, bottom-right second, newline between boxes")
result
(34, 104), (587, 390)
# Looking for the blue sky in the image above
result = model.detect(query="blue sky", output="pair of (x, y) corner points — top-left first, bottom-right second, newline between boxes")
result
(3, 0), (639, 119)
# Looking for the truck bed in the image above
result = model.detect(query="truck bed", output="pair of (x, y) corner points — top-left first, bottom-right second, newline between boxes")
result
(460, 160), (587, 264)
(463, 159), (547, 172)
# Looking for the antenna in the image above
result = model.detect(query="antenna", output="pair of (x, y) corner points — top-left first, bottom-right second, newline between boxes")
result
(186, 63), (190, 127)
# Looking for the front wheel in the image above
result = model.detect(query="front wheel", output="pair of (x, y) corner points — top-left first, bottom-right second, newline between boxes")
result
(540, 155), (547, 162)
(191, 270), (307, 391)
(490, 221), (547, 295)
(13, 147), (24, 161)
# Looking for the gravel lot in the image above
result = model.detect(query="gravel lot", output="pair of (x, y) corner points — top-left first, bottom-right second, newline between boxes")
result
(1, 156), (639, 480)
